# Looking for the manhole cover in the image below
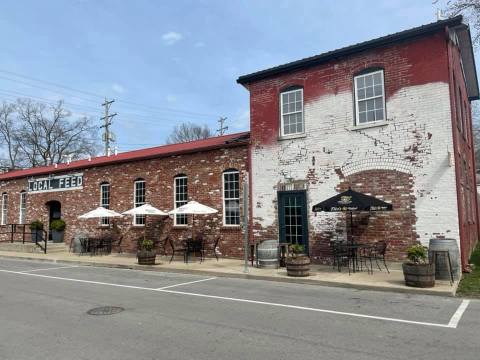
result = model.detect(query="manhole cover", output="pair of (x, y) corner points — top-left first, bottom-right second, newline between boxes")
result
(87, 306), (124, 316)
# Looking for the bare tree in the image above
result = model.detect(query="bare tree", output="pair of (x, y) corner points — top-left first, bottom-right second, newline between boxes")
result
(166, 122), (213, 144)
(0, 98), (100, 169)
(0, 102), (22, 169)
(441, 0), (480, 45)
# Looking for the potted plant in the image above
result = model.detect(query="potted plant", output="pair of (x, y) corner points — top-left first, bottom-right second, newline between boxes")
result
(285, 244), (311, 277)
(29, 220), (44, 243)
(137, 239), (156, 265)
(402, 244), (435, 288)
(50, 219), (66, 243)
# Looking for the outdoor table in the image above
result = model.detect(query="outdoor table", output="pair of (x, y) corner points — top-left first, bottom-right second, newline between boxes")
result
(184, 238), (203, 263)
(342, 242), (374, 273)
(81, 237), (112, 256)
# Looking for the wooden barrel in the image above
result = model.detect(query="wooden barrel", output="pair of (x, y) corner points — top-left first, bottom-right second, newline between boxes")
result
(257, 240), (279, 268)
(286, 256), (311, 277)
(137, 251), (156, 265)
(402, 263), (435, 288)
(428, 238), (461, 280)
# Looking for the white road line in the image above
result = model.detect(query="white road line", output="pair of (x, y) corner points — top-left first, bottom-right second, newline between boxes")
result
(0, 268), (461, 329)
(20, 266), (79, 273)
(447, 299), (470, 328)
(156, 277), (216, 290)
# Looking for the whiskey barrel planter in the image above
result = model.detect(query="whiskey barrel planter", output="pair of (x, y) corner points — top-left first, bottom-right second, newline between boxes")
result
(257, 240), (279, 268)
(402, 262), (435, 288)
(428, 238), (461, 280)
(285, 255), (311, 277)
(137, 250), (156, 265)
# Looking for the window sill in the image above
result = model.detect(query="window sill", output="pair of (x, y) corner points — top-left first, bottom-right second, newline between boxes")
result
(278, 133), (307, 141)
(172, 226), (190, 229)
(348, 121), (389, 131)
(132, 225), (145, 228)
(221, 225), (241, 230)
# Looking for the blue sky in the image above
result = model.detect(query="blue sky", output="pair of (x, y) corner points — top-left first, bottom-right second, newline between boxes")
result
(0, 0), (452, 152)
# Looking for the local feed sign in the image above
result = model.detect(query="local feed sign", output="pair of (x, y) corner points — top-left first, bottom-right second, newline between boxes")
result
(28, 173), (83, 193)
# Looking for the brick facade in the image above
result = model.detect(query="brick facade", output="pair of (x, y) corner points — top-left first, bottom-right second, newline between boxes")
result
(240, 24), (479, 266)
(0, 142), (248, 258)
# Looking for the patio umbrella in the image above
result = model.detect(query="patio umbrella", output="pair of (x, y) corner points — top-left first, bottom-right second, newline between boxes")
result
(122, 203), (168, 240)
(78, 207), (123, 219)
(168, 201), (218, 239)
(312, 188), (392, 243)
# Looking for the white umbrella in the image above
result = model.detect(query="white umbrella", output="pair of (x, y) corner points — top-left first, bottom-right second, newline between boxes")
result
(123, 203), (168, 216)
(168, 201), (218, 240)
(78, 207), (123, 219)
(123, 203), (168, 240)
(168, 201), (218, 215)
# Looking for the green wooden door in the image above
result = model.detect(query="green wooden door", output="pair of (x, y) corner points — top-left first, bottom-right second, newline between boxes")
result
(278, 191), (308, 253)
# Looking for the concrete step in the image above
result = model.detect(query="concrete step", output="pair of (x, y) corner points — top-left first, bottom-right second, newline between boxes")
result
(0, 242), (67, 254)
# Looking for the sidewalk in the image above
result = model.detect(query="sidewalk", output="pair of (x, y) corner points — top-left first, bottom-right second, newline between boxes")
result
(0, 250), (458, 296)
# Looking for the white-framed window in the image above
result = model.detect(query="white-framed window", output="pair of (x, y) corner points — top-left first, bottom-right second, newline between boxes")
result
(280, 88), (304, 136)
(1, 193), (8, 225)
(100, 183), (110, 226)
(134, 179), (146, 226)
(223, 170), (240, 226)
(174, 175), (188, 226)
(354, 70), (386, 125)
(19, 191), (26, 224)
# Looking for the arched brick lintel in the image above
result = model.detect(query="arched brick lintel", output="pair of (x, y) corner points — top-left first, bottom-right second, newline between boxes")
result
(339, 158), (413, 178)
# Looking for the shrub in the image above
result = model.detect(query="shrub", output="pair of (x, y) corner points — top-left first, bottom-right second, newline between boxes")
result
(140, 239), (154, 252)
(289, 243), (305, 256)
(29, 220), (44, 231)
(406, 244), (428, 264)
(50, 219), (66, 232)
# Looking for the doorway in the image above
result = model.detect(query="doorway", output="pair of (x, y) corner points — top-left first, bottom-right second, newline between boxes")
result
(278, 191), (309, 253)
(46, 200), (61, 241)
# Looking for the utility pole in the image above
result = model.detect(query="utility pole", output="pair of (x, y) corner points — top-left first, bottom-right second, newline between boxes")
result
(100, 98), (117, 155)
(216, 116), (228, 136)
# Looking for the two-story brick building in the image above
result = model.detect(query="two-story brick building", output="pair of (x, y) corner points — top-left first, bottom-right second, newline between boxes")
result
(237, 16), (479, 269)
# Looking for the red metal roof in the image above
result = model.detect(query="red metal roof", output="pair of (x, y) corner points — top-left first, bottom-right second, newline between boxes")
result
(0, 131), (250, 181)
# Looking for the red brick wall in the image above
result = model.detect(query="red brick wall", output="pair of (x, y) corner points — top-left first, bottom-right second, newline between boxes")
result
(245, 31), (450, 146)
(0, 145), (248, 258)
(447, 36), (480, 269)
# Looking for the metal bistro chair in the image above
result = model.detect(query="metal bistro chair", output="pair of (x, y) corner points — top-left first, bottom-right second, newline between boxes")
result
(202, 236), (220, 261)
(167, 236), (187, 263)
(330, 241), (353, 274)
(364, 241), (390, 274)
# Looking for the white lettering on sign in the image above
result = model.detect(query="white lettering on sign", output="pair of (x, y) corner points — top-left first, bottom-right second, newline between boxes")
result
(28, 173), (83, 193)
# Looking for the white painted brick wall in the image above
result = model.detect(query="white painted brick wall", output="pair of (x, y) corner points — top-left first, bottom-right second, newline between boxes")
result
(252, 82), (460, 248)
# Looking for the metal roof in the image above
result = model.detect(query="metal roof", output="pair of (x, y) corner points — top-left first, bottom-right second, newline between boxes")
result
(0, 132), (250, 181)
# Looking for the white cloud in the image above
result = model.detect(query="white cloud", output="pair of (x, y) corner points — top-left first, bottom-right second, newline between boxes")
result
(166, 94), (177, 103)
(112, 83), (125, 94)
(162, 31), (183, 45)
(194, 41), (205, 48)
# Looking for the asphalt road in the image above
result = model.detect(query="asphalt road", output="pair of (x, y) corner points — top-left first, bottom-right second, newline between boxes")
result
(0, 258), (478, 360)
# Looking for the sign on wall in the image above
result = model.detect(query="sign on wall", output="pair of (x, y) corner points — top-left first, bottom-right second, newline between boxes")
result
(28, 173), (83, 193)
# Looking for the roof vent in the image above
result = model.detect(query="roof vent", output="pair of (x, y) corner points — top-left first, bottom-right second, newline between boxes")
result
(114, 147), (118, 156)
(54, 163), (58, 168)
(88, 155), (92, 162)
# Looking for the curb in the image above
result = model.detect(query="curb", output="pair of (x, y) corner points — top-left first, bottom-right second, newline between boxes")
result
(0, 254), (457, 297)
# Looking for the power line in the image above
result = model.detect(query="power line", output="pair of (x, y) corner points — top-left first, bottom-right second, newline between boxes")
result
(0, 69), (220, 117)
(100, 98), (117, 156)
(216, 116), (228, 135)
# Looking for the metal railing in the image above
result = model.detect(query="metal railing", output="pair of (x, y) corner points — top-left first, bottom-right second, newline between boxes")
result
(0, 224), (47, 254)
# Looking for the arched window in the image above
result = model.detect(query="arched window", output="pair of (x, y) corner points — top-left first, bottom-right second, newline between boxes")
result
(133, 178), (146, 225)
(174, 174), (188, 226)
(1, 192), (8, 225)
(19, 191), (27, 224)
(223, 169), (240, 226)
(280, 86), (304, 137)
(100, 182), (110, 226)
(353, 69), (385, 125)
